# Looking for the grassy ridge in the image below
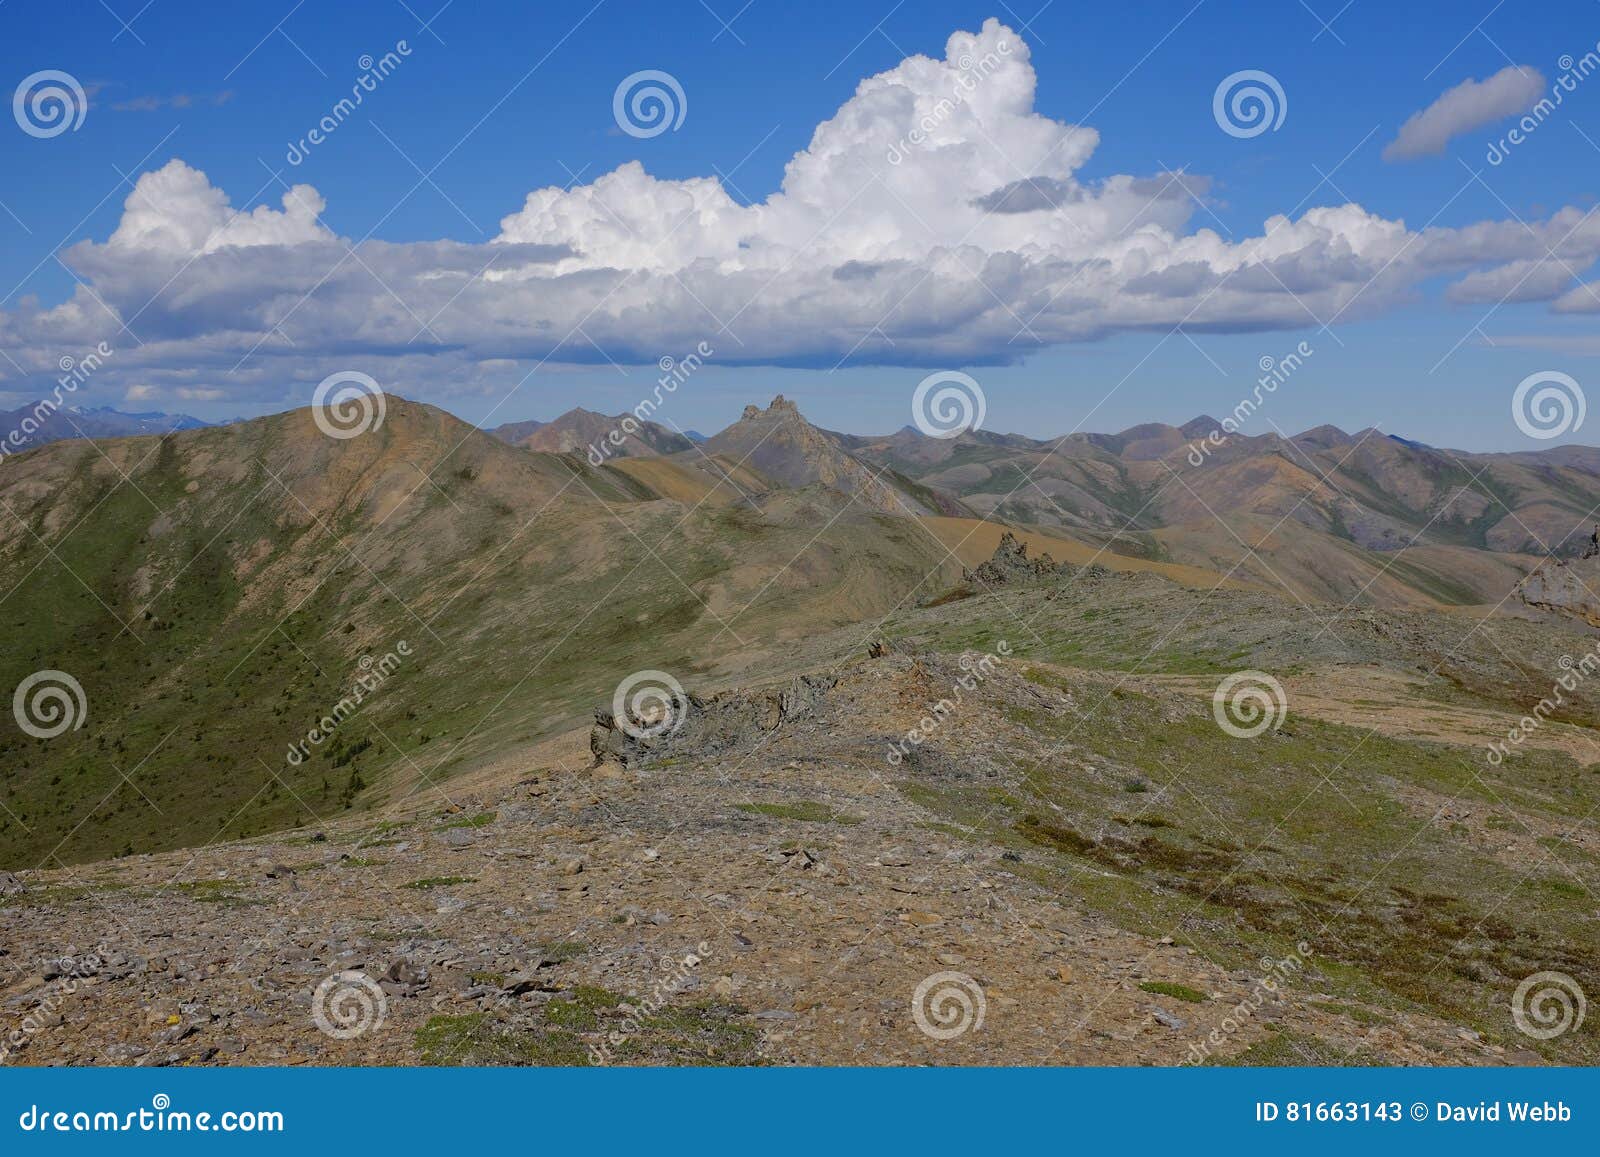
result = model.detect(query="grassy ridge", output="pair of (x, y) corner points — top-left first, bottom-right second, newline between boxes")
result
(0, 408), (960, 868)
(872, 586), (1600, 1063)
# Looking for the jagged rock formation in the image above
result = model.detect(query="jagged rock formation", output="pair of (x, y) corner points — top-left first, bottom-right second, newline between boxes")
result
(962, 531), (1072, 585)
(590, 674), (838, 767)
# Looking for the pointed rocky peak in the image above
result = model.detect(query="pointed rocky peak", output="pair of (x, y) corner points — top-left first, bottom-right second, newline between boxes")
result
(705, 396), (846, 485)
(700, 394), (953, 516)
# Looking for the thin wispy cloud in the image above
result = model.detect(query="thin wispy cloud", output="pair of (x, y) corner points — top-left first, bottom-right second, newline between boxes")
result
(1383, 65), (1544, 160)
(109, 91), (236, 112)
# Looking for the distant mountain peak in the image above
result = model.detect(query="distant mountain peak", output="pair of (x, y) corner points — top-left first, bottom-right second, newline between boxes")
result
(0, 401), (207, 456)
(703, 394), (965, 517)
(1293, 424), (1355, 448)
(488, 407), (691, 459)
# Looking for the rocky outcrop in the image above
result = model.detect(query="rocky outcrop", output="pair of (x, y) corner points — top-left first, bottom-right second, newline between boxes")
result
(1516, 551), (1600, 627)
(963, 531), (1071, 586)
(590, 674), (837, 767)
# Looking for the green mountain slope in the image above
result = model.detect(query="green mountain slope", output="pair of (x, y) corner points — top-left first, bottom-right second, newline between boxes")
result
(0, 399), (959, 867)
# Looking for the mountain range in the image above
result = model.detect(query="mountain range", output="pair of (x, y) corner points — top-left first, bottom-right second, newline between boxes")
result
(1, 388), (1595, 868)
(11, 391), (1600, 611)
(476, 394), (1600, 608)
(0, 403), (207, 454)
(2, 389), (1598, 1067)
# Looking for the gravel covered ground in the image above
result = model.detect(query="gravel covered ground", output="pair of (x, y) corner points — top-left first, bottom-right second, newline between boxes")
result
(3, 649), (1563, 1068)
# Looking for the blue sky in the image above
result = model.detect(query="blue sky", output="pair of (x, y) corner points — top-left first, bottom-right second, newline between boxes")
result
(1, 0), (1598, 449)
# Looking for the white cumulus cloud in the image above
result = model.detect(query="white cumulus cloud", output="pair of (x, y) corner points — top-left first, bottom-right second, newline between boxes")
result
(1, 21), (1597, 413)
(107, 159), (330, 253)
